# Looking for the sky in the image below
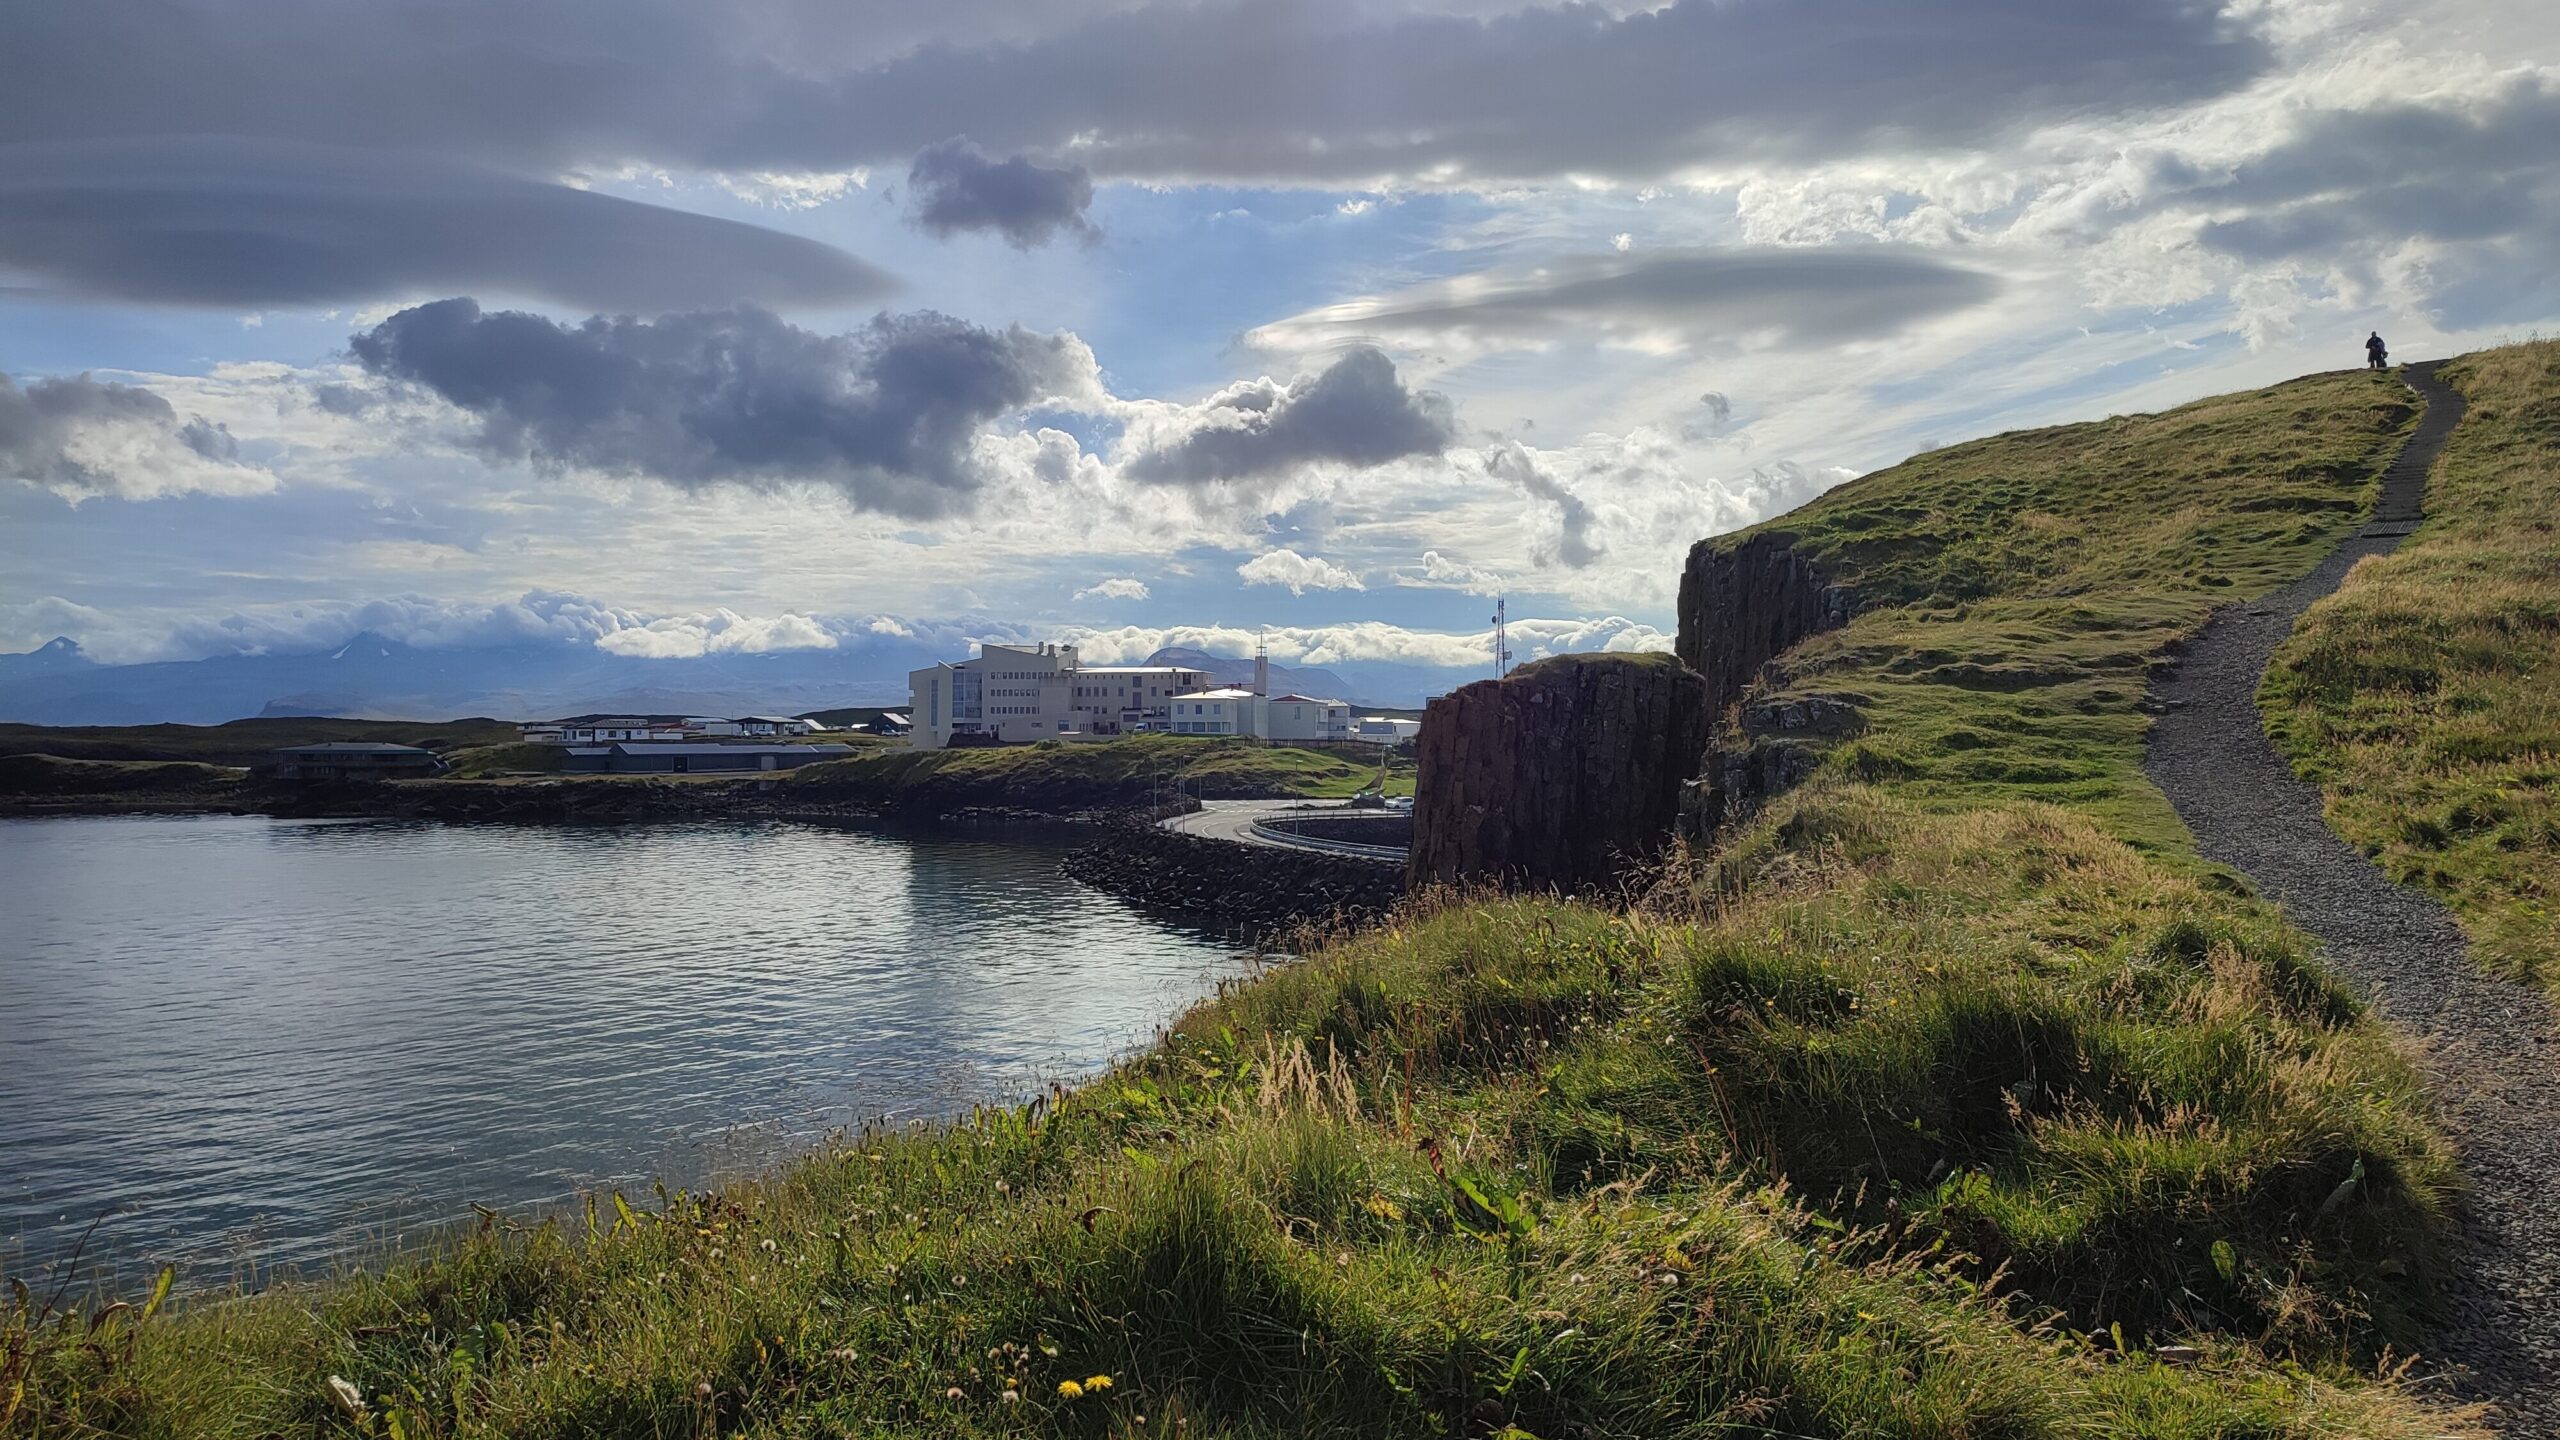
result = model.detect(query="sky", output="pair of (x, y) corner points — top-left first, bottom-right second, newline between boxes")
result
(4, 0), (2558, 675)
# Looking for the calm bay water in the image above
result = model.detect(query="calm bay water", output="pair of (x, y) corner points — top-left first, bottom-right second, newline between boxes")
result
(0, 814), (1253, 1291)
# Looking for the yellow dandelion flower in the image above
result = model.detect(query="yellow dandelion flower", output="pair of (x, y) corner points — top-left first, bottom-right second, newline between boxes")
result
(1057, 1380), (1085, 1400)
(1085, 1374), (1115, 1391)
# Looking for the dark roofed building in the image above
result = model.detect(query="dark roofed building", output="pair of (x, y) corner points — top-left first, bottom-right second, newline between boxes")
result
(272, 743), (447, 781)
(561, 742), (853, 775)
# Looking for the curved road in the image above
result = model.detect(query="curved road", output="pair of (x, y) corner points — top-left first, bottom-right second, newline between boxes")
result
(2147, 361), (2560, 1432)
(1162, 799), (1406, 864)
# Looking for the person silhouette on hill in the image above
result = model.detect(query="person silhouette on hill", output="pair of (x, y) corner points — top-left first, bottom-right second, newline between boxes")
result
(2367, 331), (2389, 370)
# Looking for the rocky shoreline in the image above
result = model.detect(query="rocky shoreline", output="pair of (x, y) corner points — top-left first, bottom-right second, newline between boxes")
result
(1061, 817), (1406, 940)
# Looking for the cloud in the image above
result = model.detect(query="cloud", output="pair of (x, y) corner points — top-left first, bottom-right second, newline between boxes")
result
(22, 589), (873, 665)
(1073, 576), (1151, 601)
(1122, 347), (1454, 485)
(1055, 615), (1669, 671)
(348, 299), (1102, 518)
(1394, 549), (1504, 596)
(907, 139), (1096, 247)
(0, 136), (892, 311)
(591, 608), (837, 658)
(1254, 247), (1999, 357)
(1237, 549), (1365, 595)
(0, 0), (2273, 188)
(0, 371), (274, 501)
(2173, 79), (2560, 327)
(1486, 441), (1603, 569)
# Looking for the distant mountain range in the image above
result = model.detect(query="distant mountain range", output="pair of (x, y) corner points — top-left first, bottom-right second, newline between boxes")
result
(1140, 647), (1361, 702)
(0, 635), (1457, 726)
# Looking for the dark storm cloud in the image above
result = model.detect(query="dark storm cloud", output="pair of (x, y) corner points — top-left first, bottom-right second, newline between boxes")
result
(0, 373), (255, 499)
(907, 140), (1097, 247)
(1125, 348), (1455, 485)
(0, 0), (2273, 186)
(0, 137), (892, 311)
(1257, 248), (2000, 351)
(2164, 80), (2560, 328)
(348, 300), (1093, 518)
(2191, 83), (2560, 257)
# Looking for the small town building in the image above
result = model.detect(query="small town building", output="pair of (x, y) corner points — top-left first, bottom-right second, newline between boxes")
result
(863, 712), (911, 736)
(732, 715), (821, 737)
(1262, 693), (1354, 743)
(559, 742), (853, 774)
(272, 743), (447, 780)
(1165, 689), (1353, 741)
(521, 714), (744, 744)
(1353, 716), (1423, 743)
(907, 642), (1214, 747)
(1166, 687), (1259, 735)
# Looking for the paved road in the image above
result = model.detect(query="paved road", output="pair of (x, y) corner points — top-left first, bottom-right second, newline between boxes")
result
(2148, 361), (2560, 1434)
(1162, 799), (1405, 863)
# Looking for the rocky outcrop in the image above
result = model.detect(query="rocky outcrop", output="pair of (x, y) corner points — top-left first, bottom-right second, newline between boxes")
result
(1065, 821), (1405, 937)
(1673, 533), (1860, 839)
(1406, 653), (1712, 892)
(1675, 532), (1855, 718)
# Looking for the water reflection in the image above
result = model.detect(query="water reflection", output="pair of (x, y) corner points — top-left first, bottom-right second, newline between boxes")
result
(0, 815), (1252, 1290)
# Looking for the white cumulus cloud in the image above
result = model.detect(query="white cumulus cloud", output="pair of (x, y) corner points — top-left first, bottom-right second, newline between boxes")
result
(1237, 549), (1366, 594)
(1073, 576), (1151, 601)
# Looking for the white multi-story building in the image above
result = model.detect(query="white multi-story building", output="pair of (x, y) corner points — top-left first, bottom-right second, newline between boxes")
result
(907, 642), (1214, 747)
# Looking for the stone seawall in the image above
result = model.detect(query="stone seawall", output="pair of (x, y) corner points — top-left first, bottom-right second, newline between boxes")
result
(1064, 821), (1405, 938)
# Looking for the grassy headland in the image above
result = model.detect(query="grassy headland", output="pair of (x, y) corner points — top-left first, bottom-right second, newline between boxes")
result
(793, 733), (1410, 812)
(2, 369), (2487, 1437)
(0, 718), (516, 768)
(2263, 341), (2560, 991)
(1701, 369), (2415, 849)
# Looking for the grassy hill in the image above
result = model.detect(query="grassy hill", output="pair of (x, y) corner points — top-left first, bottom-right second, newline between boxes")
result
(5, 370), (2490, 1438)
(1701, 368), (2414, 847)
(793, 733), (1409, 809)
(2264, 342), (2560, 991)
(0, 717), (516, 768)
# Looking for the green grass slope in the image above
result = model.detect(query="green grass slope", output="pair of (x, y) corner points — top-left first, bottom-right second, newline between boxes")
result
(1703, 369), (2415, 848)
(0, 718), (516, 768)
(793, 733), (1407, 810)
(2264, 342), (2560, 991)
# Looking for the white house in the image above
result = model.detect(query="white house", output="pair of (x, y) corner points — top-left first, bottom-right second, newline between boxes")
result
(1165, 689), (1352, 741)
(1166, 687), (1259, 735)
(1261, 693), (1354, 742)
(907, 642), (1215, 747)
(732, 715), (820, 737)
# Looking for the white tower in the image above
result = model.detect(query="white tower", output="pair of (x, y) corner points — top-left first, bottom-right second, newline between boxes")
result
(1253, 630), (1270, 696)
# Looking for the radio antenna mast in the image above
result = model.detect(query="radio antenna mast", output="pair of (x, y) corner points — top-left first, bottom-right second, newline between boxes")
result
(1490, 597), (1513, 679)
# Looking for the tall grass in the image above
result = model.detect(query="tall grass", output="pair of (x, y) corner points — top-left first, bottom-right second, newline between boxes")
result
(2265, 341), (2560, 990)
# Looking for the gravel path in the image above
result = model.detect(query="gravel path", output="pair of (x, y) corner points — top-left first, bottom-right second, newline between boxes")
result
(2147, 361), (2560, 1431)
